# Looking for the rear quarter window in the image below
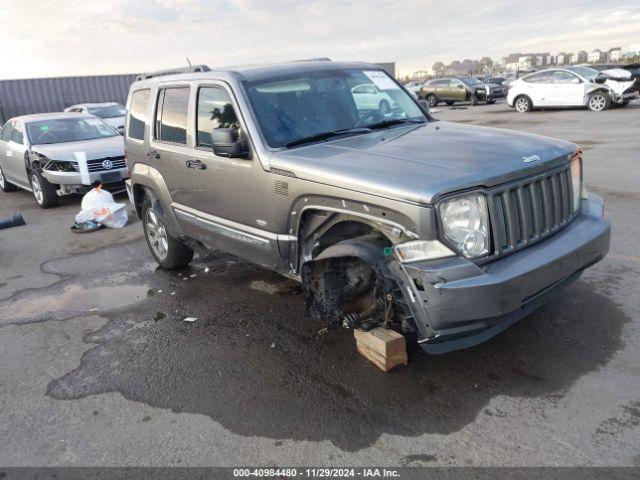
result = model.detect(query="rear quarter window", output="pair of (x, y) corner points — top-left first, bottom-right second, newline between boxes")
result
(128, 89), (151, 141)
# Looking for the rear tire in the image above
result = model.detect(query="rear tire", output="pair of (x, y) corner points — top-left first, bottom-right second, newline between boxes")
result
(587, 92), (610, 111)
(141, 196), (193, 269)
(0, 165), (18, 192)
(426, 94), (438, 108)
(486, 98), (496, 104)
(514, 95), (532, 113)
(470, 92), (478, 106)
(379, 99), (391, 114)
(30, 169), (59, 208)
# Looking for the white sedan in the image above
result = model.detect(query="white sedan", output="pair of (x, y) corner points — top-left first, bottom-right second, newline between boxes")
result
(351, 84), (397, 114)
(507, 67), (637, 112)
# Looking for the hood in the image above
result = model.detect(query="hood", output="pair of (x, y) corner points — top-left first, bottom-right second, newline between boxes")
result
(31, 135), (124, 162)
(102, 116), (126, 129)
(270, 121), (576, 205)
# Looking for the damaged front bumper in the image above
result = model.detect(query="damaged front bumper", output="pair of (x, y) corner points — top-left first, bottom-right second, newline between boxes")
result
(43, 168), (128, 194)
(390, 193), (610, 354)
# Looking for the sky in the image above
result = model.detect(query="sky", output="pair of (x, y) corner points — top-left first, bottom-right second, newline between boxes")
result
(0, 0), (638, 80)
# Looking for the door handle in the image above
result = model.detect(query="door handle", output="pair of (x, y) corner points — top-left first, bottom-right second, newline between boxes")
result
(147, 150), (160, 159)
(185, 159), (206, 170)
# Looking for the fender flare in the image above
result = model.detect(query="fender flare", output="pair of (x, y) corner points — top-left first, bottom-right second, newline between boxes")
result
(130, 163), (182, 236)
(312, 233), (389, 266)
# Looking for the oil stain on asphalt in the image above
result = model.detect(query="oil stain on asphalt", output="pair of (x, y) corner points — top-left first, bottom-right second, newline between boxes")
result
(5, 239), (626, 451)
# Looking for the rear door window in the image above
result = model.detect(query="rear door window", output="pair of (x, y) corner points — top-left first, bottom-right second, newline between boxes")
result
(155, 87), (190, 144)
(128, 89), (151, 141)
(553, 71), (580, 83)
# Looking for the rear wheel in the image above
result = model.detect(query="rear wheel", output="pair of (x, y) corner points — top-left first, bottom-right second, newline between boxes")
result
(486, 98), (496, 104)
(425, 94), (438, 108)
(470, 92), (478, 106)
(0, 165), (18, 192)
(379, 99), (391, 114)
(30, 169), (59, 208)
(587, 92), (610, 111)
(142, 196), (193, 269)
(514, 95), (532, 113)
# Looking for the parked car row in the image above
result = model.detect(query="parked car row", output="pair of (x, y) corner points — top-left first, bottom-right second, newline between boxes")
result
(406, 63), (639, 112)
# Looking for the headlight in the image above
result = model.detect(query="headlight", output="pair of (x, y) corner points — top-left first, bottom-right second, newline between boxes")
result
(44, 160), (78, 172)
(394, 240), (455, 263)
(485, 85), (491, 94)
(570, 152), (582, 213)
(439, 193), (490, 258)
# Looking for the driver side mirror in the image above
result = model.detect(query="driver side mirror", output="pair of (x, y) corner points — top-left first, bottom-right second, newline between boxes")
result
(211, 128), (250, 159)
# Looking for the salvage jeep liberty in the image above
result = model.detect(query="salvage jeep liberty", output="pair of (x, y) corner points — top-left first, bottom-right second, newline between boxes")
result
(124, 61), (610, 354)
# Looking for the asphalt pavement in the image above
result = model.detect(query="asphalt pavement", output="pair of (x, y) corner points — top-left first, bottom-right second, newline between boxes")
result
(0, 100), (638, 467)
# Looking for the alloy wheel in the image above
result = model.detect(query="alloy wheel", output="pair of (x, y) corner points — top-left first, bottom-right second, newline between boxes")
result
(515, 97), (529, 112)
(589, 95), (606, 111)
(145, 209), (169, 260)
(31, 174), (43, 205)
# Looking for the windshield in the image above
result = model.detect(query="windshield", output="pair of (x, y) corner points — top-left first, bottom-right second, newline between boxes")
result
(26, 117), (118, 145)
(459, 77), (481, 86)
(87, 105), (126, 119)
(244, 68), (427, 148)
(568, 67), (598, 80)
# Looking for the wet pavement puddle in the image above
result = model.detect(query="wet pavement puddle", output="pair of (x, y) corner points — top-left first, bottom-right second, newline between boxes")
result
(0, 284), (149, 320)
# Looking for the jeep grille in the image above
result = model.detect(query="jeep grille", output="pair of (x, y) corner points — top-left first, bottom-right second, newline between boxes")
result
(486, 164), (577, 260)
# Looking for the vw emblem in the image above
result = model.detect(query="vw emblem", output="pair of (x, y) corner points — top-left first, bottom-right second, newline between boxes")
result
(102, 159), (113, 170)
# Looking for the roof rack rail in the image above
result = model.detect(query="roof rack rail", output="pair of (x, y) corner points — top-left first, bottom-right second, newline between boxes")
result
(136, 65), (211, 81)
(289, 58), (332, 63)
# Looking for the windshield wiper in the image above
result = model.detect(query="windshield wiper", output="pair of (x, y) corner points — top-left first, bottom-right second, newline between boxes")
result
(366, 118), (427, 130)
(284, 128), (372, 148)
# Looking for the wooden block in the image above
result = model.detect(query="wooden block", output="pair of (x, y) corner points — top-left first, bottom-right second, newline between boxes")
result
(354, 327), (407, 372)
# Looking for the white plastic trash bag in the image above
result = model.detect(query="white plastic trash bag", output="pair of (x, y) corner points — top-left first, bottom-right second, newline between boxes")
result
(75, 186), (129, 229)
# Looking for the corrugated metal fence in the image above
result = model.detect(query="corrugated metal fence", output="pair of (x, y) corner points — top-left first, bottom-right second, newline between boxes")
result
(0, 74), (137, 124)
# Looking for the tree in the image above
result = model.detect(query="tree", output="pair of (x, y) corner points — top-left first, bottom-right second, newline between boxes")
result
(449, 60), (463, 73)
(432, 62), (446, 76)
(480, 57), (493, 73)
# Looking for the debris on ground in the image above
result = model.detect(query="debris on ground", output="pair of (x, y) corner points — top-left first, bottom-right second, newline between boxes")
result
(73, 185), (128, 231)
(0, 212), (26, 230)
(354, 327), (407, 372)
(183, 317), (197, 323)
(71, 220), (103, 234)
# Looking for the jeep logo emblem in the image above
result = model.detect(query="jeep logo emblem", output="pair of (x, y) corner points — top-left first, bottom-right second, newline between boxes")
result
(102, 159), (113, 170)
(522, 154), (541, 163)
